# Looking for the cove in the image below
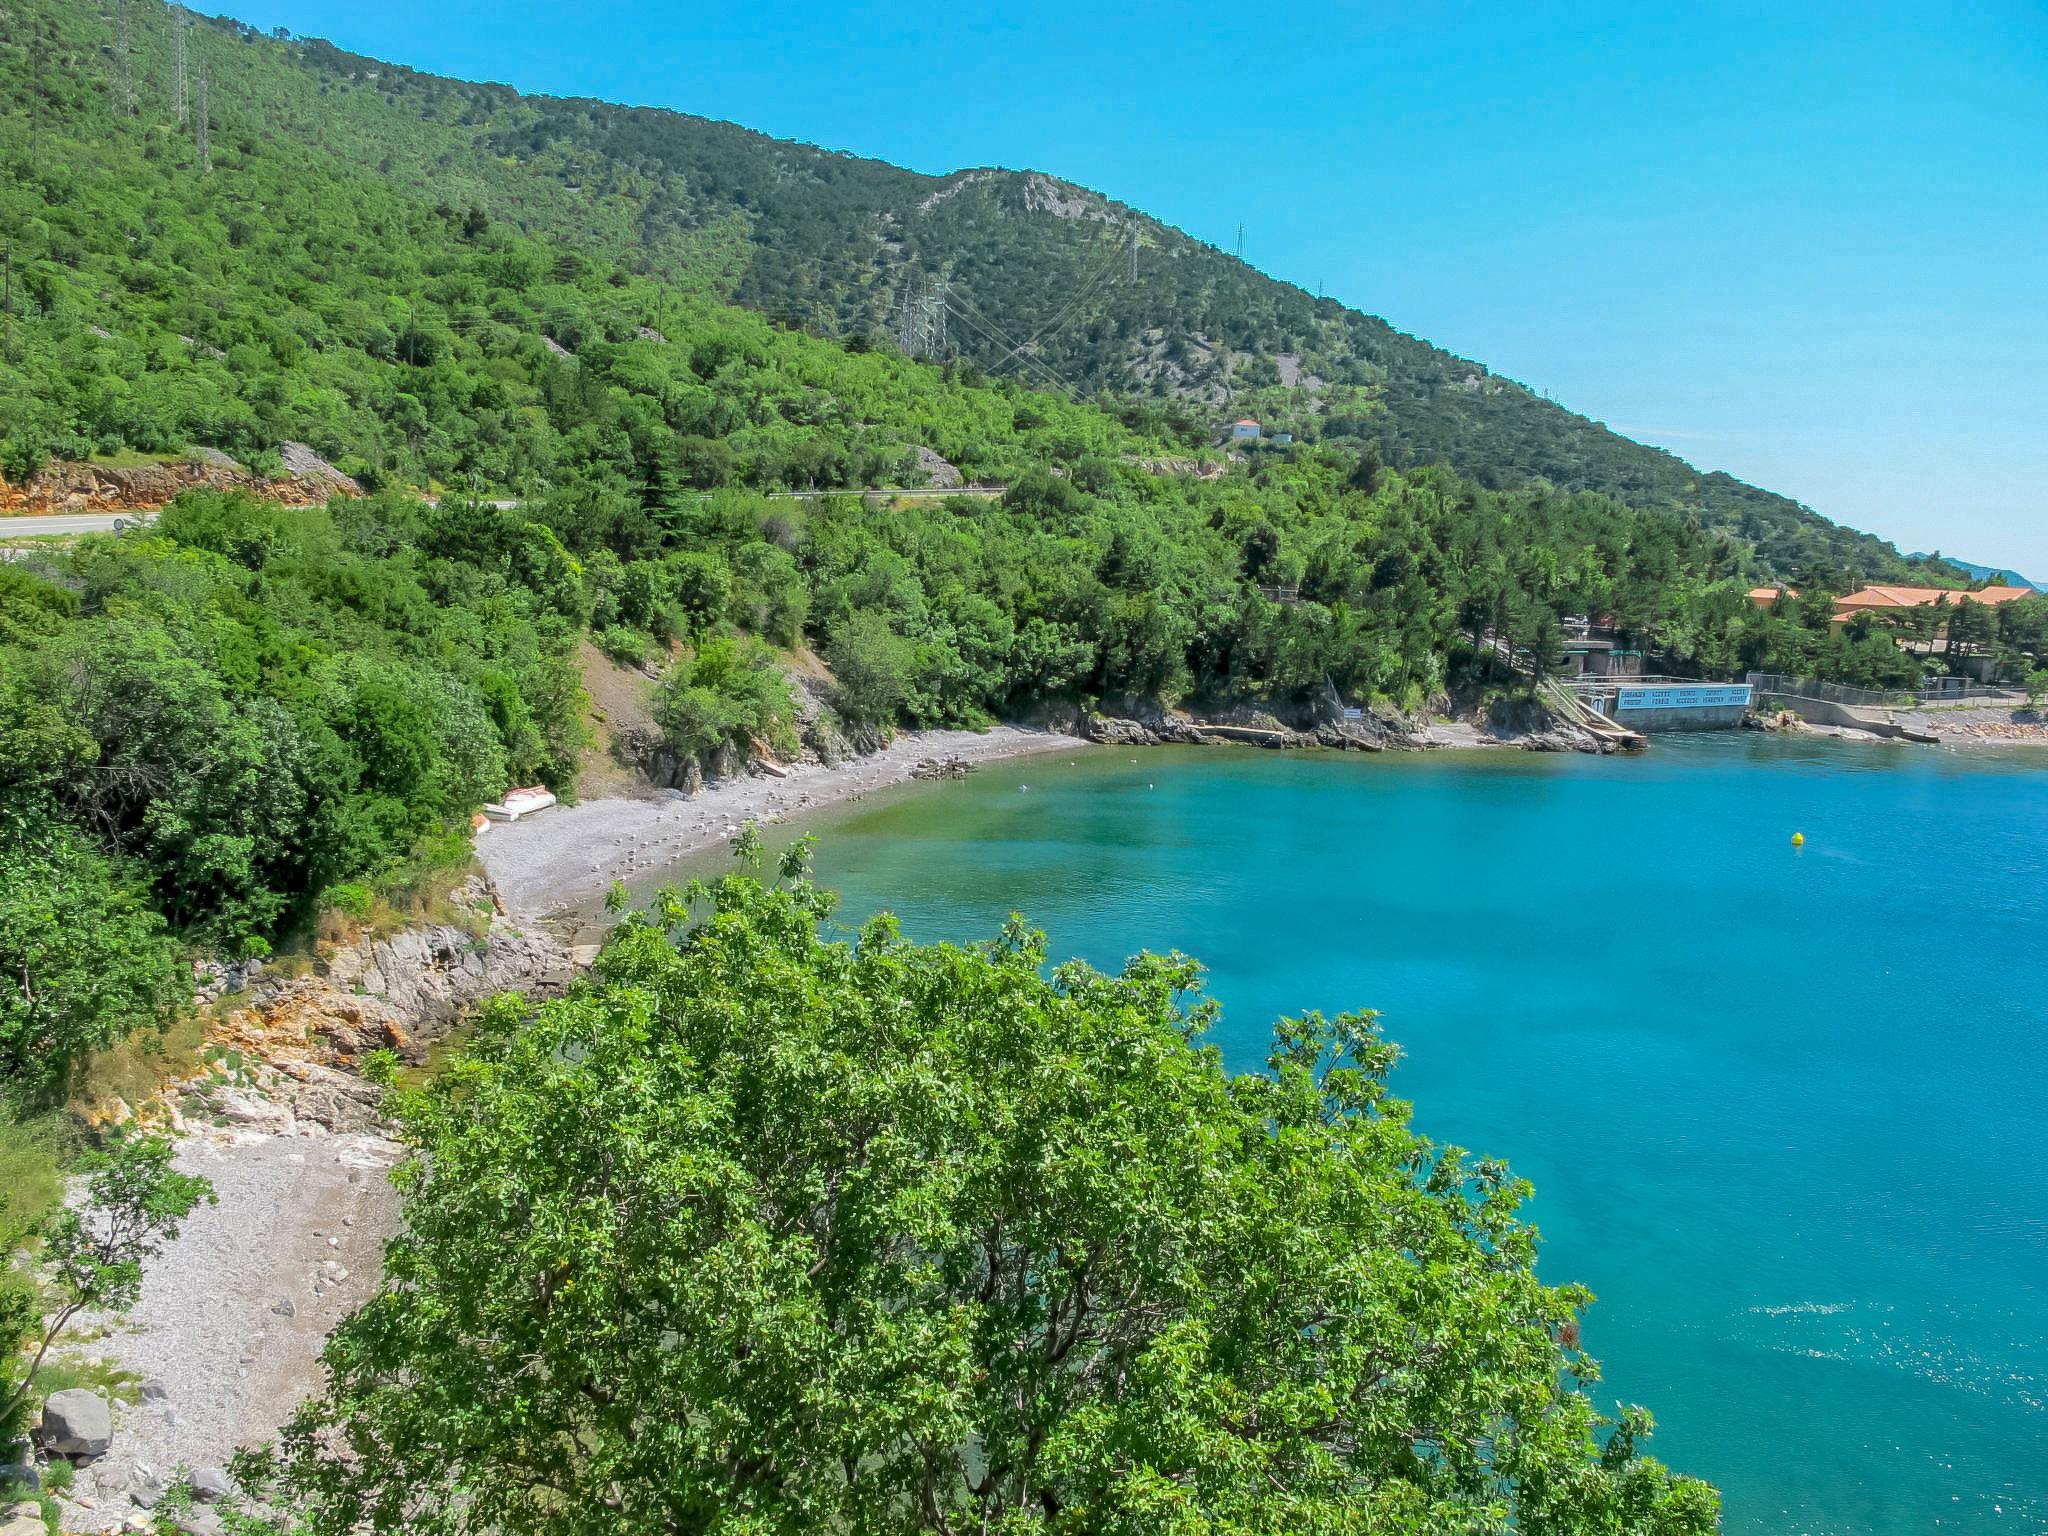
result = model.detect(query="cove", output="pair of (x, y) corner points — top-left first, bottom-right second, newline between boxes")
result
(764, 733), (2046, 1534)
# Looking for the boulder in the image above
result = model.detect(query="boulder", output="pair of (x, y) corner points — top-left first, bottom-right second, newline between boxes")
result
(207, 1087), (294, 1135)
(1, 1511), (45, 1536)
(37, 1388), (113, 1457)
(187, 1466), (232, 1503)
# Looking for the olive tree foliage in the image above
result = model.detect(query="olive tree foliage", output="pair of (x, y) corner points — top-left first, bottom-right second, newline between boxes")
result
(265, 851), (1715, 1535)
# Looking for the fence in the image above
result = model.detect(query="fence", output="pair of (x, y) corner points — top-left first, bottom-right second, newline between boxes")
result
(1745, 673), (2026, 708)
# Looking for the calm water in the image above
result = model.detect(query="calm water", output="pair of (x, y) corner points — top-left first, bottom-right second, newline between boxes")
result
(672, 734), (2048, 1532)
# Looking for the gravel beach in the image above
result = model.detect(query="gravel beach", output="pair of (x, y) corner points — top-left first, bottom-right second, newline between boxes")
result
(478, 724), (1088, 920)
(59, 1128), (402, 1530)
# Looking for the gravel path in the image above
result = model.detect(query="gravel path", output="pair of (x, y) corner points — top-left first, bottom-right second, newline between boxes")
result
(56, 1129), (401, 1531)
(478, 725), (1087, 919)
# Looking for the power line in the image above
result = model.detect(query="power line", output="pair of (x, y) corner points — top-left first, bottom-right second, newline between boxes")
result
(173, 6), (189, 126)
(111, 0), (135, 120)
(945, 289), (1084, 401)
(195, 59), (209, 171)
(981, 226), (1129, 377)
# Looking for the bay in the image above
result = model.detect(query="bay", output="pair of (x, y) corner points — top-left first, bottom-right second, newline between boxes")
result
(679, 733), (2048, 1532)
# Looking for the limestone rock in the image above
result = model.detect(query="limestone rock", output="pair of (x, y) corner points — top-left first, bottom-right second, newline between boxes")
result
(37, 1388), (113, 1457)
(188, 1466), (232, 1503)
(275, 441), (362, 496)
(206, 1087), (294, 1135)
(914, 445), (963, 488)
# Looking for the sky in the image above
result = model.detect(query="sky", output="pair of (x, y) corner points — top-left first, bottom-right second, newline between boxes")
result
(222, 0), (2048, 578)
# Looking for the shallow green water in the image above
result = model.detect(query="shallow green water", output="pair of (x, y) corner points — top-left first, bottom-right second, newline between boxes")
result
(678, 734), (2048, 1531)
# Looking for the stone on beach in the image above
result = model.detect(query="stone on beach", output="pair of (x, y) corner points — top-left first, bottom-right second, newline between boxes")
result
(38, 1388), (114, 1457)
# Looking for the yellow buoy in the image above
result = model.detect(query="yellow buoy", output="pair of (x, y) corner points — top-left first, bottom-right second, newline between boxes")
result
(1791, 832), (1805, 846)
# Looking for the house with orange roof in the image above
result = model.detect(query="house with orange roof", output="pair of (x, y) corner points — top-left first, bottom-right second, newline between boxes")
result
(1747, 585), (1797, 609)
(1830, 583), (2036, 625)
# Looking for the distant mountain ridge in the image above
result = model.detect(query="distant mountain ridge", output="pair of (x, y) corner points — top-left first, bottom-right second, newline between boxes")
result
(2, 4), (1956, 585)
(1906, 556), (2040, 590)
(172, 19), (1945, 584)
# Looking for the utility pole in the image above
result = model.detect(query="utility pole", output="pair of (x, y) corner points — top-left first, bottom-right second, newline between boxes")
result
(112, 0), (135, 120)
(173, 7), (189, 126)
(195, 59), (210, 172)
(1235, 223), (1245, 261)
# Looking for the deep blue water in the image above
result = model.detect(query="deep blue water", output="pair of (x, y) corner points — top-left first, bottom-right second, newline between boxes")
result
(706, 734), (2048, 1531)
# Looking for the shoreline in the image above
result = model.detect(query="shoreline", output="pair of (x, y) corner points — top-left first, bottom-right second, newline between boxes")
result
(477, 725), (1093, 920)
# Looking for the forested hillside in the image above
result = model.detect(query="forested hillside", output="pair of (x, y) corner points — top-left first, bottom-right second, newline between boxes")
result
(0, 0), (1950, 583)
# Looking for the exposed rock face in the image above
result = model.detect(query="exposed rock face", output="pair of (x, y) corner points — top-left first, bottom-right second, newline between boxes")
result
(1484, 695), (1609, 754)
(192, 915), (580, 1133)
(38, 1390), (114, 1458)
(0, 448), (360, 515)
(274, 442), (363, 498)
(914, 445), (964, 488)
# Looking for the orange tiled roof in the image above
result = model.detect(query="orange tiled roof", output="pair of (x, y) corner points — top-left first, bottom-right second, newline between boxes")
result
(1836, 584), (2036, 611)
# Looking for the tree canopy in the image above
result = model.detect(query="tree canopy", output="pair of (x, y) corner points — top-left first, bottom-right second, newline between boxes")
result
(263, 855), (1716, 1534)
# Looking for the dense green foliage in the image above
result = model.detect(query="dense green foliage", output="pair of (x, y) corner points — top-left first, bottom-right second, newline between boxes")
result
(0, 811), (184, 1100)
(262, 855), (1716, 1534)
(0, 0), (1962, 586)
(0, 492), (584, 961)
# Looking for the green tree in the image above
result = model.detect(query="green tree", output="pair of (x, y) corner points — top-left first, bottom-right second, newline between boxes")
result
(824, 610), (914, 728)
(263, 868), (1715, 1535)
(0, 812), (185, 1099)
(1, 1133), (213, 1446)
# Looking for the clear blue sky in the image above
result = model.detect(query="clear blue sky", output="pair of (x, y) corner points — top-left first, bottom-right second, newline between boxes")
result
(226, 0), (2048, 578)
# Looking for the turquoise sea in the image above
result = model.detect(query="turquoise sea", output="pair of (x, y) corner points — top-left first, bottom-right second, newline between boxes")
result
(653, 733), (2048, 1531)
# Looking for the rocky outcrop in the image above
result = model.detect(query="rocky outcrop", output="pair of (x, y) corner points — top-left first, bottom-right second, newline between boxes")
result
(1483, 695), (1610, 754)
(0, 448), (361, 516)
(189, 899), (582, 1134)
(914, 445), (964, 489)
(1081, 700), (1438, 753)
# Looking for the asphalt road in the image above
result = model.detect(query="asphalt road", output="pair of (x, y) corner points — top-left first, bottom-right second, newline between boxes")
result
(0, 511), (154, 537)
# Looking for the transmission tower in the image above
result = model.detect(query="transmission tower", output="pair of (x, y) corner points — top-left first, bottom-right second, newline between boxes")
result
(195, 60), (210, 171)
(892, 274), (949, 360)
(173, 7), (189, 126)
(111, 0), (135, 120)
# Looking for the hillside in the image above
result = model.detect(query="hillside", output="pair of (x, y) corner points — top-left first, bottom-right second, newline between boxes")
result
(1, 0), (1948, 584)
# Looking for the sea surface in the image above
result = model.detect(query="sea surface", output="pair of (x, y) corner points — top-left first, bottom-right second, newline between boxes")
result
(672, 733), (2048, 1532)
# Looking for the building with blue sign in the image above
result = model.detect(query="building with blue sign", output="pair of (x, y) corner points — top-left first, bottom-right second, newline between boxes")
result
(1570, 678), (1753, 731)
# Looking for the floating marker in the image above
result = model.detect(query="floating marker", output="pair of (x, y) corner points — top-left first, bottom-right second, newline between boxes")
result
(1791, 832), (1805, 846)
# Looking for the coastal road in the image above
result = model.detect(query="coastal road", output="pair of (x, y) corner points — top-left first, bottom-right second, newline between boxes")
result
(0, 485), (999, 548)
(0, 511), (156, 538)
